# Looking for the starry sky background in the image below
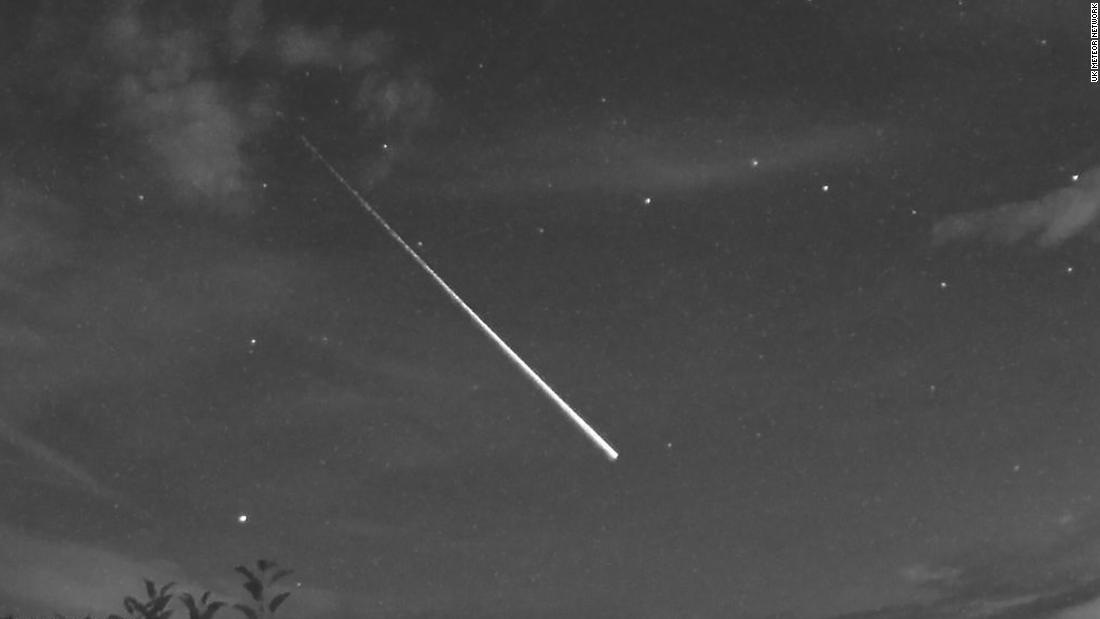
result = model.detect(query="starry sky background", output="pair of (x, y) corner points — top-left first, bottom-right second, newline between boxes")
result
(2, 1), (1100, 618)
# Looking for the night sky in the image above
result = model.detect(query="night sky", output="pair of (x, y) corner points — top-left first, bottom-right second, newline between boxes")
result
(2, 1), (1100, 618)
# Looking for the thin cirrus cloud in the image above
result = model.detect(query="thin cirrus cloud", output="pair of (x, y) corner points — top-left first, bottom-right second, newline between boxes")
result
(417, 118), (895, 200)
(932, 165), (1100, 248)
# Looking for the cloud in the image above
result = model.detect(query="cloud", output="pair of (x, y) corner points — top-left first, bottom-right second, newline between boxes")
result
(824, 509), (1100, 619)
(0, 415), (125, 503)
(0, 523), (355, 619)
(226, 0), (264, 60)
(5, 0), (434, 217)
(274, 23), (434, 131)
(1058, 593), (1100, 619)
(932, 166), (1100, 248)
(0, 168), (528, 523)
(822, 583), (1100, 619)
(899, 563), (962, 588)
(0, 523), (199, 617)
(412, 116), (895, 200)
(118, 77), (259, 215)
(97, 4), (265, 216)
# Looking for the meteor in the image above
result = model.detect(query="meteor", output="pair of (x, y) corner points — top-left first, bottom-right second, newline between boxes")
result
(291, 129), (619, 461)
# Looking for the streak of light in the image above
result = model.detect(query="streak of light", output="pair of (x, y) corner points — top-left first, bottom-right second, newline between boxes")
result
(290, 127), (618, 462)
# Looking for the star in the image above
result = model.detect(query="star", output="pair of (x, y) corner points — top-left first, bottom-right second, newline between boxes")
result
(237, 513), (248, 524)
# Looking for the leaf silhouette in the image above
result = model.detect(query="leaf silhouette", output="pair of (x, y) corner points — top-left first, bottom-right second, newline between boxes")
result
(201, 592), (211, 605)
(124, 596), (142, 614)
(268, 592), (291, 614)
(159, 582), (177, 598)
(144, 579), (157, 600)
(151, 595), (172, 613)
(233, 604), (258, 619)
(234, 566), (260, 586)
(268, 569), (294, 584)
(181, 594), (200, 617)
(257, 559), (274, 572)
(243, 578), (263, 601)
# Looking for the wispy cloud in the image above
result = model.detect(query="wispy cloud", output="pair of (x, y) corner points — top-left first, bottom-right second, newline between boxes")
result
(6, 0), (434, 216)
(0, 523), (199, 617)
(825, 509), (1100, 619)
(412, 116), (896, 199)
(932, 166), (1100, 248)
(0, 523), (355, 619)
(0, 415), (125, 503)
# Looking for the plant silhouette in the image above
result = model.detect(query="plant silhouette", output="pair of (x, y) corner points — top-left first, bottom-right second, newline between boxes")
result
(109, 579), (176, 619)
(231, 559), (293, 619)
(14, 560), (297, 619)
(179, 592), (225, 619)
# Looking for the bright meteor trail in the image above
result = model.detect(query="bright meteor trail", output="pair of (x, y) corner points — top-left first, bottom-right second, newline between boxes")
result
(294, 131), (620, 462)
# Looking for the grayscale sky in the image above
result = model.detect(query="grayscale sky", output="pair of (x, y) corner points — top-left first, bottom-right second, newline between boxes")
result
(2, 1), (1100, 618)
